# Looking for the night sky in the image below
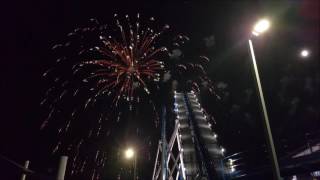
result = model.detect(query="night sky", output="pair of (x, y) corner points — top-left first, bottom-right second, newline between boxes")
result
(1, 0), (319, 179)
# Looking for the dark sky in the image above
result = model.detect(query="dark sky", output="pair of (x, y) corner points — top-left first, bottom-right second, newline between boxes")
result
(1, 0), (319, 179)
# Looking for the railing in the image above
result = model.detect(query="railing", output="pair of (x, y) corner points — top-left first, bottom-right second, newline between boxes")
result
(0, 154), (68, 180)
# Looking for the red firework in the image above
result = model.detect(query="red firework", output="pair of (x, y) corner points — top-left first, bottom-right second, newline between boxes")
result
(75, 14), (169, 105)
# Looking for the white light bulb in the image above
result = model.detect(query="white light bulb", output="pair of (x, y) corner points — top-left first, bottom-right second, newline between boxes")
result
(125, 148), (134, 159)
(252, 19), (270, 36)
(300, 49), (310, 58)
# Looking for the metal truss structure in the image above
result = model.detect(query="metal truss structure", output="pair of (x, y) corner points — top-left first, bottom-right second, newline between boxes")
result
(152, 91), (225, 180)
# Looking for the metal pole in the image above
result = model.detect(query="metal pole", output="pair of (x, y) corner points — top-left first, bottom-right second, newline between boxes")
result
(220, 159), (226, 180)
(161, 106), (167, 180)
(133, 154), (137, 180)
(20, 160), (30, 180)
(248, 39), (281, 180)
(56, 156), (68, 180)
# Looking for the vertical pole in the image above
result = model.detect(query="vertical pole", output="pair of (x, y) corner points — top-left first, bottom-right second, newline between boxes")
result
(220, 159), (226, 180)
(305, 133), (313, 153)
(248, 39), (281, 180)
(133, 154), (137, 180)
(161, 106), (167, 180)
(56, 156), (68, 180)
(20, 160), (30, 180)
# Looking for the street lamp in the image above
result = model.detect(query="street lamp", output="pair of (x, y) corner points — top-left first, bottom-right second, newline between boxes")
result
(252, 19), (270, 36)
(125, 148), (135, 159)
(300, 49), (310, 58)
(249, 19), (282, 180)
(124, 148), (137, 180)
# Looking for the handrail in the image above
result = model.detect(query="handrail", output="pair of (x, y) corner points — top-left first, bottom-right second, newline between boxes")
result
(0, 154), (34, 174)
(184, 92), (218, 180)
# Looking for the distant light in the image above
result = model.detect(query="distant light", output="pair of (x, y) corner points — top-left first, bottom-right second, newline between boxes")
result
(221, 148), (225, 154)
(300, 49), (310, 58)
(252, 19), (270, 36)
(214, 134), (218, 139)
(311, 171), (320, 177)
(228, 159), (234, 165)
(231, 166), (236, 173)
(125, 148), (134, 159)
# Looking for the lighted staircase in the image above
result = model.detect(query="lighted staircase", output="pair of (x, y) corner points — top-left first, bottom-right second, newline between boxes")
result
(152, 91), (224, 180)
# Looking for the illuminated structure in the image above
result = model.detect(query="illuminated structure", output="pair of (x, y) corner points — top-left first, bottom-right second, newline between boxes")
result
(152, 91), (225, 180)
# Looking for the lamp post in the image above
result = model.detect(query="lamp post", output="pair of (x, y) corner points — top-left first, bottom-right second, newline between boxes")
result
(125, 148), (137, 180)
(249, 19), (282, 180)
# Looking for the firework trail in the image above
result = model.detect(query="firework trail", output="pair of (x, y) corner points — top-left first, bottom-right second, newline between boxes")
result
(41, 14), (214, 179)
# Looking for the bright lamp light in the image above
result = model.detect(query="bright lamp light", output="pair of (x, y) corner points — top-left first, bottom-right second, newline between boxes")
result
(300, 49), (310, 58)
(252, 19), (270, 36)
(125, 148), (135, 159)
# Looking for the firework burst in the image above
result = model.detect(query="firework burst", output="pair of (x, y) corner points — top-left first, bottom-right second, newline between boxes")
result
(40, 14), (215, 179)
(73, 14), (169, 106)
